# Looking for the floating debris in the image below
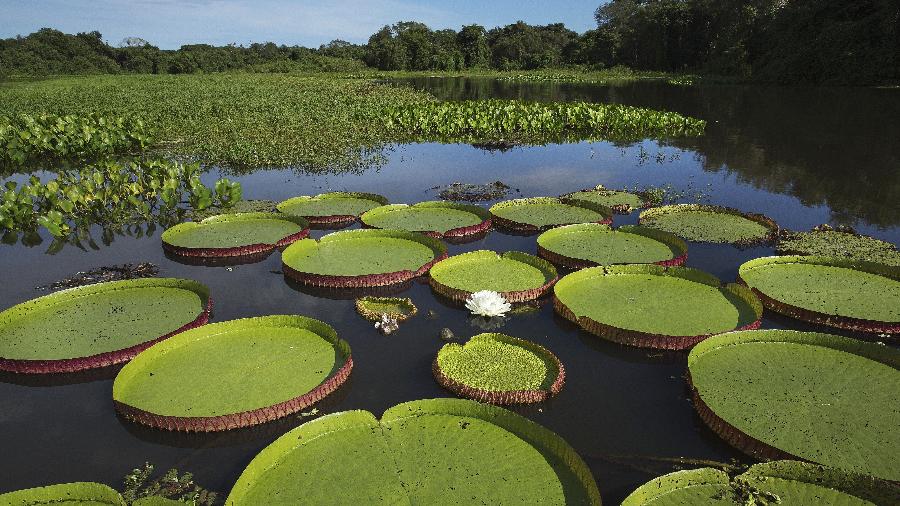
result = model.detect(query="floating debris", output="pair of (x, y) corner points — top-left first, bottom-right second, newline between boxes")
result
(439, 328), (456, 341)
(37, 263), (159, 291)
(434, 181), (513, 202)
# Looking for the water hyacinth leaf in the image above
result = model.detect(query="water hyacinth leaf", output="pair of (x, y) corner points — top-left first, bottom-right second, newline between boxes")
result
(360, 201), (490, 238)
(354, 296), (418, 322)
(277, 192), (388, 226)
(738, 256), (900, 333)
(429, 250), (558, 303)
(777, 228), (900, 266)
(281, 229), (447, 288)
(113, 315), (352, 432)
(688, 329), (900, 481)
(0, 482), (126, 505)
(161, 213), (309, 258)
(489, 197), (613, 233)
(639, 204), (777, 244)
(434, 333), (564, 404)
(226, 398), (600, 505)
(537, 223), (687, 268)
(0, 278), (211, 374)
(553, 265), (761, 349)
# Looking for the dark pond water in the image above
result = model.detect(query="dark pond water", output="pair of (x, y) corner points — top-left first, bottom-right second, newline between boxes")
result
(1, 78), (898, 504)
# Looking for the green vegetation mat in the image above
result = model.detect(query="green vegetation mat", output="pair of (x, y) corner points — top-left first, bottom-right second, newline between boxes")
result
(0, 481), (126, 505)
(777, 229), (900, 266)
(538, 224), (685, 265)
(562, 188), (646, 210)
(226, 398), (600, 505)
(361, 202), (487, 234)
(355, 296), (417, 321)
(277, 192), (387, 218)
(162, 213), (307, 249)
(554, 265), (758, 336)
(0, 278), (207, 361)
(113, 315), (349, 418)
(639, 204), (775, 243)
(282, 229), (444, 276)
(739, 256), (900, 322)
(429, 250), (555, 293)
(689, 330), (900, 482)
(490, 197), (610, 229)
(437, 333), (559, 392)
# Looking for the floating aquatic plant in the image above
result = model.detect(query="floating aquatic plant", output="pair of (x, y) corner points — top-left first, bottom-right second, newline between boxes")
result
(277, 192), (388, 227)
(355, 296), (418, 323)
(489, 197), (613, 233)
(777, 225), (900, 266)
(639, 204), (777, 245)
(561, 185), (653, 214)
(161, 212), (310, 259)
(537, 223), (687, 269)
(432, 181), (512, 202)
(360, 201), (491, 238)
(464, 290), (512, 317)
(121, 462), (218, 505)
(429, 250), (558, 303)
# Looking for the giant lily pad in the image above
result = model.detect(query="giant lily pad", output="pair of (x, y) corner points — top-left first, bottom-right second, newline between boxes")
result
(0, 278), (211, 374)
(688, 329), (900, 481)
(429, 250), (558, 303)
(355, 296), (418, 322)
(738, 256), (900, 334)
(360, 201), (491, 238)
(639, 204), (777, 244)
(226, 398), (601, 505)
(553, 265), (762, 349)
(277, 192), (388, 226)
(622, 460), (900, 505)
(0, 482), (126, 505)
(562, 186), (651, 214)
(777, 227), (900, 266)
(434, 333), (564, 404)
(489, 197), (613, 233)
(113, 315), (352, 432)
(161, 213), (309, 258)
(537, 223), (687, 269)
(282, 229), (447, 288)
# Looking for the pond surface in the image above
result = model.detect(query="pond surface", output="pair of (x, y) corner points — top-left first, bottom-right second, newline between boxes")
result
(1, 78), (898, 503)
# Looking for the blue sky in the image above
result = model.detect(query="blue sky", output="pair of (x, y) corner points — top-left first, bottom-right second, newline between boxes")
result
(1, 0), (603, 49)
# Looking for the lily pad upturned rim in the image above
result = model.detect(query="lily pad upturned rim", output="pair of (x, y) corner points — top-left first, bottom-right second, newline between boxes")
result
(687, 329), (900, 481)
(113, 315), (352, 432)
(161, 212), (310, 258)
(429, 250), (559, 303)
(738, 255), (900, 334)
(276, 192), (389, 226)
(0, 278), (212, 375)
(537, 223), (688, 269)
(355, 296), (418, 322)
(638, 204), (779, 245)
(0, 482), (126, 505)
(553, 264), (763, 350)
(360, 201), (492, 238)
(489, 197), (614, 233)
(433, 333), (565, 405)
(282, 229), (448, 289)
(225, 398), (601, 505)
(560, 185), (655, 214)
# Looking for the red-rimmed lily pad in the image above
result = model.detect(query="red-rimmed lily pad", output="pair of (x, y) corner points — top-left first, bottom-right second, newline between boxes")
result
(562, 186), (652, 214)
(282, 229), (448, 288)
(434, 333), (564, 405)
(113, 315), (352, 432)
(537, 223), (688, 269)
(355, 296), (418, 322)
(276, 192), (388, 227)
(489, 197), (613, 233)
(0, 278), (211, 374)
(161, 212), (309, 258)
(639, 204), (778, 245)
(553, 265), (762, 349)
(688, 329), (900, 481)
(0, 482), (126, 505)
(738, 256), (900, 334)
(429, 250), (558, 303)
(225, 398), (601, 505)
(360, 201), (491, 238)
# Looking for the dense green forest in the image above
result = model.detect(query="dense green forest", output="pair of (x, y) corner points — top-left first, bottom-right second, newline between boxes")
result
(1, 0), (897, 84)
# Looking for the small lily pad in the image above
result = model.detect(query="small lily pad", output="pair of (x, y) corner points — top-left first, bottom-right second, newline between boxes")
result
(553, 265), (762, 349)
(537, 223), (687, 268)
(434, 333), (564, 404)
(738, 256), (900, 334)
(162, 212), (309, 258)
(688, 329), (900, 481)
(489, 197), (613, 233)
(777, 228), (900, 266)
(226, 398), (601, 505)
(282, 229), (447, 288)
(0, 482), (126, 505)
(429, 250), (558, 303)
(355, 296), (418, 322)
(0, 278), (211, 374)
(562, 186), (650, 214)
(277, 192), (388, 226)
(113, 315), (352, 432)
(360, 201), (491, 238)
(639, 204), (777, 244)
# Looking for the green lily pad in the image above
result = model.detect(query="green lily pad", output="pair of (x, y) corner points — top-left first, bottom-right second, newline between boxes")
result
(0, 278), (210, 373)
(429, 250), (558, 302)
(639, 204), (777, 244)
(0, 482), (126, 505)
(622, 460), (900, 505)
(355, 296), (418, 322)
(277, 192), (388, 224)
(360, 201), (490, 236)
(688, 329), (900, 481)
(553, 265), (761, 349)
(489, 197), (613, 232)
(562, 186), (648, 213)
(161, 213), (309, 253)
(113, 315), (351, 431)
(738, 256), (900, 331)
(777, 228), (900, 266)
(537, 223), (687, 268)
(434, 333), (564, 404)
(226, 398), (601, 505)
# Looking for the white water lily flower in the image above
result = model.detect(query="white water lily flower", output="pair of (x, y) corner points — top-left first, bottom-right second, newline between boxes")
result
(465, 290), (511, 317)
(374, 313), (399, 335)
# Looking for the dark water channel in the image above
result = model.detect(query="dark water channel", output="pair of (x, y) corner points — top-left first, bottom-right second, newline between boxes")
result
(1, 78), (898, 503)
